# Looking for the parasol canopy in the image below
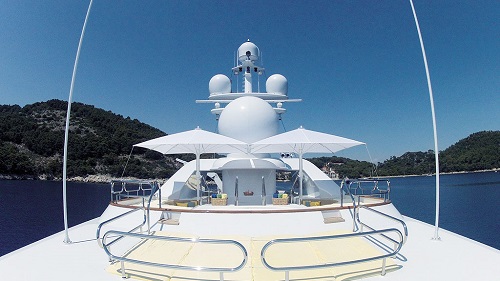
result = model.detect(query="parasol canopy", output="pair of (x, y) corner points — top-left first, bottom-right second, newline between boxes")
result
(134, 127), (249, 204)
(251, 126), (365, 203)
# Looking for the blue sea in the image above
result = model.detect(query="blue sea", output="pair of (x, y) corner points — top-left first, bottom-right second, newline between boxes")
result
(388, 171), (500, 250)
(0, 171), (499, 256)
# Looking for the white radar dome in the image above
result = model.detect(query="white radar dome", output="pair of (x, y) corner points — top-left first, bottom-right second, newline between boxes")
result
(266, 74), (288, 96)
(209, 74), (231, 95)
(238, 41), (259, 62)
(218, 96), (279, 143)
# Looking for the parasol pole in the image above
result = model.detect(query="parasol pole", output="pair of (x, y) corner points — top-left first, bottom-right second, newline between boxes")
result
(298, 147), (303, 205)
(196, 150), (201, 205)
(409, 0), (441, 240)
(62, 0), (93, 244)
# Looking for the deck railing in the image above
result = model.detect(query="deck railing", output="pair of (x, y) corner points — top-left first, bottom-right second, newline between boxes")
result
(356, 205), (408, 246)
(102, 231), (248, 281)
(346, 179), (391, 201)
(98, 179), (162, 248)
(260, 228), (404, 281)
(110, 179), (161, 208)
(96, 207), (146, 248)
(339, 180), (359, 231)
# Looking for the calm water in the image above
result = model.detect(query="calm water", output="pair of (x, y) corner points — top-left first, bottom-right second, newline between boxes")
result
(0, 171), (499, 256)
(388, 171), (500, 250)
(0, 180), (109, 256)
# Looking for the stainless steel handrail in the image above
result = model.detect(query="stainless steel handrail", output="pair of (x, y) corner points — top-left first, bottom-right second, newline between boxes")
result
(123, 182), (141, 195)
(340, 179), (359, 231)
(110, 181), (124, 202)
(144, 183), (159, 233)
(96, 207), (146, 248)
(260, 228), (404, 281)
(340, 180), (345, 207)
(346, 179), (391, 201)
(110, 179), (160, 203)
(98, 180), (161, 247)
(356, 205), (408, 245)
(102, 231), (248, 281)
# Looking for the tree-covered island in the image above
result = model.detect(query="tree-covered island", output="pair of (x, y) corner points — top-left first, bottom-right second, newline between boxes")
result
(1, 100), (498, 181)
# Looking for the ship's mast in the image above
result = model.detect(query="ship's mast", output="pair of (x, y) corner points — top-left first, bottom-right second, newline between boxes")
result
(233, 39), (264, 94)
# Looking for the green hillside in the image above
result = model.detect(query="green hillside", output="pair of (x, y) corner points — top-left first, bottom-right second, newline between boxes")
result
(0, 99), (181, 180)
(439, 131), (500, 172)
(0, 100), (498, 180)
(308, 131), (500, 178)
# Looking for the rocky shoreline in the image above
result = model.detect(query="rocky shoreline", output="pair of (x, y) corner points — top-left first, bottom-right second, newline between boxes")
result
(2, 169), (498, 184)
(0, 174), (166, 184)
(369, 168), (499, 179)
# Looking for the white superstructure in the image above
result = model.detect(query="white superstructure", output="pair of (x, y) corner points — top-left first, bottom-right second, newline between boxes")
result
(1, 41), (498, 281)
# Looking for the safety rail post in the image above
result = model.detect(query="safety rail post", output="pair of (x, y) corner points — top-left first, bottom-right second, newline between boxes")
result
(145, 183), (159, 234)
(354, 200), (359, 232)
(385, 180), (391, 201)
(140, 207), (144, 233)
(339, 179), (345, 207)
(121, 261), (126, 278)
(158, 182), (162, 208)
(121, 182), (126, 200)
(110, 180), (125, 203)
(110, 181), (114, 202)
(351, 193), (359, 232)
(357, 196), (362, 232)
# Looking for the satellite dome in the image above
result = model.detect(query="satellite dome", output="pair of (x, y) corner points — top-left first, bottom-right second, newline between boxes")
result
(218, 96), (278, 143)
(266, 74), (288, 95)
(238, 41), (260, 62)
(209, 74), (231, 95)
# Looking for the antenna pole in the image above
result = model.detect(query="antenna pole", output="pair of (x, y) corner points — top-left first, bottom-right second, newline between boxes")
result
(409, 0), (441, 240)
(62, 0), (93, 244)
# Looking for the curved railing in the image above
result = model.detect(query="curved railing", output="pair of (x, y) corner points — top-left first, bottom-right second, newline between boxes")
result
(347, 179), (391, 201)
(110, 180), (161, 208)
(260, 228), (404, 281)
(97, 179), (161, 248)
(102, 231), (248, 280)
(96, 207), (146, 248)
(339, 179), (359, 231)
(356, 205), (408, 245)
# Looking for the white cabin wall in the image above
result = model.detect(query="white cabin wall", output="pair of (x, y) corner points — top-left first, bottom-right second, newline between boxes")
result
(222, 169), (276, 205)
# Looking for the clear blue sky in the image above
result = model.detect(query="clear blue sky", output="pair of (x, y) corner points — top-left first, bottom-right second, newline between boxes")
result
(0, 1), (498, 162)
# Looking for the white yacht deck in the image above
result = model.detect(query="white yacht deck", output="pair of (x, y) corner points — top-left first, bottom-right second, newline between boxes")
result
(105, 229), (396, 281)
(1, 213), (498, 280)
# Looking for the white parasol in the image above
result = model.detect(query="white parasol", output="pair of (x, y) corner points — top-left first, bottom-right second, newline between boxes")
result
(251, 126), (365, 203)
(134, 126), (249, 203)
